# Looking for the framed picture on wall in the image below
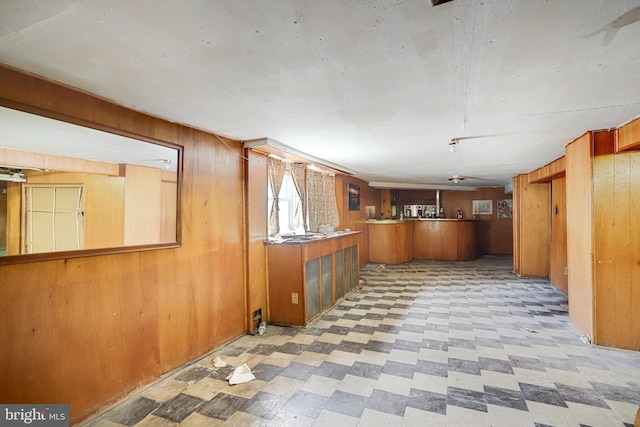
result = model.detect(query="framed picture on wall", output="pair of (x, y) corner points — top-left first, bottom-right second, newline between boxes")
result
(348, 183), (360, 210)
(497, 199), (513, 218)
(365, 205), (376, 219)
(472, 199), (492, 215)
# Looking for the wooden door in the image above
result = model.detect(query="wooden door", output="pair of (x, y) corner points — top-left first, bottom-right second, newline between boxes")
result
(550, 177), (568, 295)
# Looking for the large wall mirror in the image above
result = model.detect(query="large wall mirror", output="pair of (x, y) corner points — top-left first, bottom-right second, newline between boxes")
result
(0, 104), (181, 265)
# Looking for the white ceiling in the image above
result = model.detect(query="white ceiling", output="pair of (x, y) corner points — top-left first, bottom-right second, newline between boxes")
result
(1, 0), (640, 189)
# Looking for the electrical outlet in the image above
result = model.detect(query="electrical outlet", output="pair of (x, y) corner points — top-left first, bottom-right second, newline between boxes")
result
(291, 293), (299, 304)
(563, 266), (568, 275)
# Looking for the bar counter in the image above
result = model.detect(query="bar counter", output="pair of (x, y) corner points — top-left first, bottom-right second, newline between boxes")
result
(368, 219), (478, 263)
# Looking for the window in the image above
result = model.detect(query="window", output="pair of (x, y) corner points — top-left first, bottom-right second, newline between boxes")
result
(267, 171), (303, 235)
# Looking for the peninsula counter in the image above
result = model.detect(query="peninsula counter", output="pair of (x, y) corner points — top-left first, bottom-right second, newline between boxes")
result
(368, 219), (477, 263)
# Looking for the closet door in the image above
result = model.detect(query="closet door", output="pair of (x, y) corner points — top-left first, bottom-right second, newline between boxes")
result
(25, 185), (84, 254)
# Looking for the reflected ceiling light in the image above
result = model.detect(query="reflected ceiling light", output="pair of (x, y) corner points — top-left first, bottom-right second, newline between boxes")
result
(0, 173), (27, 183)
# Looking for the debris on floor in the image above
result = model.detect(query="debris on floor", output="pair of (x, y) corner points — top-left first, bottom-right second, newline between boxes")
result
(212, 356), (227, 368)
(580, 334), (592, 346)
(225, 363), (255, 385)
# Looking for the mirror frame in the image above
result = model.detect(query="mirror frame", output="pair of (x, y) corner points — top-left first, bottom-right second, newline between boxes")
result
(0, 98), (183, 266)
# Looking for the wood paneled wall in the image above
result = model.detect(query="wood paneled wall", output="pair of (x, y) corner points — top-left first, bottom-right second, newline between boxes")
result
(335, 175), (379, 268)
(593, 147), (640, 349)
(122, 164), (162, 245)
(565, 131), (602, 341)
(0, 66), (246, 423)
(245, 150), (268, 330)
(617, 116), (640, 151)
(512, 174), (550, 278)
(524, 157), (567, 294)
(0, 183), (6, 249)
(442, 188), (513, 256)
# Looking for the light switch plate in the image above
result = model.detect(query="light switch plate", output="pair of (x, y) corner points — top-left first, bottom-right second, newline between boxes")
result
(291, 293), (299, 304)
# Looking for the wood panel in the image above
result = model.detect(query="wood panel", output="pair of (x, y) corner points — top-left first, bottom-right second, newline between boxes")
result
(123, 165), (162, 245)
(335, 175), (376, 268)
(565, 132), (594, 338)
(160, 179), (178, 244)
(441, 187), (513, 256)
(512, 176), (550, 278)
(513, 176), (522, 273)
(380, 189), (392, 219)
(593, 150), (640, 350)
(368, 221), (414, 264)
(266, 243), (304, 325)
(616, 116), (640, 152)
(0, 65), (246, 423)
(550, 176), (568, 295)
(414, 220), (477, 261)
(245, 150), (268, 331)
(528, 156), (566, 184)
(0, 183), (6, 250)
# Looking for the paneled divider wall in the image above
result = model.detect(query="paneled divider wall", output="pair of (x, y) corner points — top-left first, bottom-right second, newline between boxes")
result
(515, 123), (640, 351)
(0, 66), (247, 423)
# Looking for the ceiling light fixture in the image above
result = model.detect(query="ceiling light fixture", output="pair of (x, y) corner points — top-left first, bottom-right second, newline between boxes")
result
(163, 159), (171, 169)
(449, 138), (459, 153)
(431, 0), (454, 6)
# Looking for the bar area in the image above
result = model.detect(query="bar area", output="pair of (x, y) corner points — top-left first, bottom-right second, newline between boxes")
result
(369, 188), (488, 264)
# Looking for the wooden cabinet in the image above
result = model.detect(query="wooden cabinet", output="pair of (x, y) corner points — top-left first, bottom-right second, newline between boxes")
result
(266, 232), (360, 326)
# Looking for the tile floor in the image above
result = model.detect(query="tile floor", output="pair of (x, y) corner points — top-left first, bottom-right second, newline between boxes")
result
(83, 257), (640, 427)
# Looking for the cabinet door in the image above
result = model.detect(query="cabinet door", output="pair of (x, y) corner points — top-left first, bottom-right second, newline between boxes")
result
(351, 245), (359, 289)
(321, 254), (333, 309)
(344, 246), (352, 293)
(335, 249), (344, 300)
(305, 258), (321, 321)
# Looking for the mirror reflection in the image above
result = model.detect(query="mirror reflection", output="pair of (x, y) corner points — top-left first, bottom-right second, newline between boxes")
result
(0, 106), (180, 258)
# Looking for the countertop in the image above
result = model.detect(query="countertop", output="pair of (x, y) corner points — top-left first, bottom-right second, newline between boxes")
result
(264, 230), (361, 245)
(367, 218), (477, 224)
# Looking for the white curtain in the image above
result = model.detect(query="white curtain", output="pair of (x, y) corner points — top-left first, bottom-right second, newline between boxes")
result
(268, 157), (286, 236)
(289, 163), (306, 231)
(307, 169), (339, 232)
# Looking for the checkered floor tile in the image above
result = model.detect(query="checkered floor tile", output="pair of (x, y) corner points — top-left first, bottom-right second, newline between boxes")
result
(83, 257), (640, 427)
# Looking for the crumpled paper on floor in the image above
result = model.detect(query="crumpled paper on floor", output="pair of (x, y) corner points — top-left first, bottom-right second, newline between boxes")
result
(212, 356), (227, 368)
(225, 363), (255, 385)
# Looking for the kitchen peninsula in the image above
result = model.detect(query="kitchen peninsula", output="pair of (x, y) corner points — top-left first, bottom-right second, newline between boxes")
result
(368, 218), (477, 263)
